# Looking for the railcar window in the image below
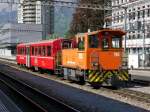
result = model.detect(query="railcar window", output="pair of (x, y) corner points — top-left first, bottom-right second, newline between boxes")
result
(62, 41), (72, 49)
(47, 46), (51, 56)
(42, 46), (46, 56)
(78, 37), (85, 50)
(35, 47), (38, 56)
(22, 48), (24, 54)
(102, 38), (109, 49)
(20, 48), (22, 54)
(18, 48), (19, 54)
(22, 48), (23, 54)
(112, 36), (121, 48)
(21, 48), (23, 54)
(88, 34), (99, 48)
(24, 47), (26, 55)
(38, 47), (41, 56)
(32, 47), (34, 55)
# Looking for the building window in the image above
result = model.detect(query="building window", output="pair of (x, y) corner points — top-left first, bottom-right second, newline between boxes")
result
(138, 7), (140, 19)
(133, 9), (136, 19)
(128, 35), (131, 39)
(132, 35), (135, 39)
(147, 7), (150, 17)
(137, 34), (140, 39)
(142, 10), (145, 18)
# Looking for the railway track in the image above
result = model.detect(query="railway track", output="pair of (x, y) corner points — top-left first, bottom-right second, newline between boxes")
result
(0, 58), (150, 106)
(100, 87), (150, 104)
(0, 71), (80, 112)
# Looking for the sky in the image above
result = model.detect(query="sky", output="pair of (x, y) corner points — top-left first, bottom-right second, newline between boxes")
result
(0, 0), (19, 12)
(0, 0), (76, 23)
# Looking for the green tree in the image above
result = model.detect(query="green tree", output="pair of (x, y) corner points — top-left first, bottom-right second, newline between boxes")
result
(69, 0), (104, 35)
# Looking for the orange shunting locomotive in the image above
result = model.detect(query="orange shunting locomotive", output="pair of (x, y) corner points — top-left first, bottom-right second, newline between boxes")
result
(61, 29), (129, 87)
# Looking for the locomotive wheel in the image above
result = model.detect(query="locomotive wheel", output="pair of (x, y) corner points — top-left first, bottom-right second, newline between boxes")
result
(91, 83), (101, 89)
(79, 77), (85, 85)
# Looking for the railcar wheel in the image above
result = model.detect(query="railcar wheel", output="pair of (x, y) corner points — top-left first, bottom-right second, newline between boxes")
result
(39, 68), (44, 74)
(79, 77), (85, 85)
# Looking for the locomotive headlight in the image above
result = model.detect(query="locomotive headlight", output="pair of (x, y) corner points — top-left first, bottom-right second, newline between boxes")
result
(92, 62), (98, 66)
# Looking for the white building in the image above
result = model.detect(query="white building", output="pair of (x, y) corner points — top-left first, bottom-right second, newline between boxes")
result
(111, 0), (150, 67)
(18, 0), (54, 37)
(112, 0), (150, 54)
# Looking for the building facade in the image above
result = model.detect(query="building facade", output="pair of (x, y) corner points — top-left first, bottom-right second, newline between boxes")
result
(112, 0), (150, 54)
(0, 23), (42, 56)
(18, 0), (54, 38)
(111, 0), (150, 67)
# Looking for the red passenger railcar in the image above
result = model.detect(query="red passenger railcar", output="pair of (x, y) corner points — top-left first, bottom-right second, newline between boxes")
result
(17, 43), (27, 66)
(17, 38), (71, 71)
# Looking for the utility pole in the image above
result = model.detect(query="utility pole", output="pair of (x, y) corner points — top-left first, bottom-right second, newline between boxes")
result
(9, 0), (13, 23)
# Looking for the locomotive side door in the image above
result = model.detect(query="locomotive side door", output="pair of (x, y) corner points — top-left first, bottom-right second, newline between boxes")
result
(26, 46), (30, 67)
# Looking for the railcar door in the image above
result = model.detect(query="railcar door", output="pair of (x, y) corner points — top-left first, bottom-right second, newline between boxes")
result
(26, 46), (30, 67)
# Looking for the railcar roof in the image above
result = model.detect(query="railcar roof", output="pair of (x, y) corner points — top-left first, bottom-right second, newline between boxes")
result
(17, 38), (63, 46)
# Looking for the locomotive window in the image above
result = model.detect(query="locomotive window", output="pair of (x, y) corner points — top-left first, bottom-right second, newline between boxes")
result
(78, 37), (85, 50)
(102, 38), (109, 49)
(47, 46), (51, 56)
(112, 36), (121, 48)
(88, 34), (99, 48)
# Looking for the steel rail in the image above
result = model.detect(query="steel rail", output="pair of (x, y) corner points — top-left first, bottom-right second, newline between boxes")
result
(0, 59), (150, 104)
(0, 76), (47, 112)
(0, 71), (80, 112)
(101, 87), (150, 104)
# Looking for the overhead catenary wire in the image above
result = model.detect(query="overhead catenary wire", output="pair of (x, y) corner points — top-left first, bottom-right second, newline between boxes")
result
(0, 0), (113, 10)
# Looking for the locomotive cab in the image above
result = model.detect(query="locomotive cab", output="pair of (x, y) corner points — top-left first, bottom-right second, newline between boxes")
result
(62, 29), (129, 87)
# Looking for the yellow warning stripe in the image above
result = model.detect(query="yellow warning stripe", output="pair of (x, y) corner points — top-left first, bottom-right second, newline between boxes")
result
(89, 71), (96, 79)
(119, 72), (128, 81)
(98, 71), (111, 83)
(123, 70), (129, 78)
(90, 72), (99, 82)
(95, 72), (105, 82)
